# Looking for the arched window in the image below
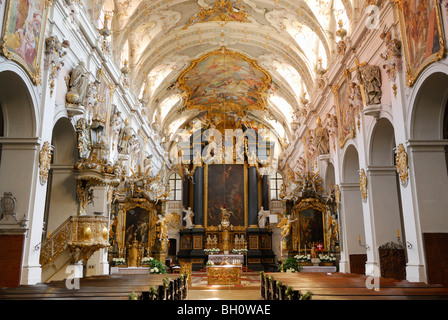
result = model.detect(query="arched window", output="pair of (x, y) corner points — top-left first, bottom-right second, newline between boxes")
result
(270, 172), (283, 200)
(169, 173), (182, 201)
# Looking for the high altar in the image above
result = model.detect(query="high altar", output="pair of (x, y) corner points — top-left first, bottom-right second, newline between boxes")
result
(177, 123), (276, 271)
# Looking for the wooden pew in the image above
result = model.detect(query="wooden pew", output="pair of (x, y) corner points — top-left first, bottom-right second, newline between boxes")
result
(263, 272), (448, 300)
(0, 273), (188, 301)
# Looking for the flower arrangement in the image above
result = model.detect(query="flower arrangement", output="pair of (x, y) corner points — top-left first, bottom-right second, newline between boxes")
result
(319, 253), (336, 263)
(141, 257), (153, 265)
(206, 260), (215, 267)
(141, 257), (167, 274)
(128, 291), (139, 300)
(294, 254), (311, 262)
(112, 258), (126, 265)
(232, 248), (248, 254)
(204, 248), (220, 254)
(278, 257), (302, 272)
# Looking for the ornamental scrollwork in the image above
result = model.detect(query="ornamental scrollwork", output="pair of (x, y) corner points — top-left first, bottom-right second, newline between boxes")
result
(395, 144), (409, 187)
(39, 141), (52, 186)
(359, 168), (367, 203)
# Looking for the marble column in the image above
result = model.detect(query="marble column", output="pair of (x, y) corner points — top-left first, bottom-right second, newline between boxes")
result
(248, 166), (258, 227)
(182, 177), (190, 227)
(193, 166), (204, 228)
(261, 175), (269, 210)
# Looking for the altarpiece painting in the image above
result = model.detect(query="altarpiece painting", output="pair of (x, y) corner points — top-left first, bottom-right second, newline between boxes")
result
(205, 164), (246, 227)
(115, 200), (157, 254)
(293, 197), (328, 252)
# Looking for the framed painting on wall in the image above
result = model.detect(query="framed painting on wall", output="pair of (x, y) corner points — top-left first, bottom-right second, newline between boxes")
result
(1, 0), (51, 84)
(333, 69), (355, 149)
(395, 0), (446, 86)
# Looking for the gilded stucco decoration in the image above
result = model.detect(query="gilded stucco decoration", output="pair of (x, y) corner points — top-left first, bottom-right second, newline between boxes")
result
(395, 143), (409, 187)
(334, 184), (341, 204)
(359, 168), (368, 203)
(44, 36), (69, 97)
(183, 0), (252, 30)
(39, 141), (52, 186)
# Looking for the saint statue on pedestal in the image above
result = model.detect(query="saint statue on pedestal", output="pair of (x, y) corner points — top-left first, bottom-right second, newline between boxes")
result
(257, 206), (269, 229)
(183, 207), (195, 229)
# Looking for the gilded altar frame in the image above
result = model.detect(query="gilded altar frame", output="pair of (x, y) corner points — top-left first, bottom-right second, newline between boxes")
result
(204, 162), (248, 228)
(294, 198), (328, 252)
(116, 198), (157, 253)
(395, 0), (446, 86)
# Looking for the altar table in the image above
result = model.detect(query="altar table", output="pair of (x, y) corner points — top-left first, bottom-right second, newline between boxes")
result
(206, 265), (243, 285)
(301, 266), (337, 273)
(110, 267), (150, 275)
(208, 254), (244, 265)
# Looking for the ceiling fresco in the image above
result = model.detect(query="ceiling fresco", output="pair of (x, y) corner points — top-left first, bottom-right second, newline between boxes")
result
(82, 0), (353, 148)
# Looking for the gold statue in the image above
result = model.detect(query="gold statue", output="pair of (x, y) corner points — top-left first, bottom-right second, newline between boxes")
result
(278, 214), (297, 241)
(127, 235), (139, 267)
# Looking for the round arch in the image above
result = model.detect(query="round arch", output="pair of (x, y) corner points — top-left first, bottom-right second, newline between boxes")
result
(0, 66), (40, 286)
(407, 70), (448, 286)
(369, 118), (396, 166)
(339, 143), (366, 274)
(44, 117), (79, 235)
(342, 143), (360, 183)
(0, 68), (38, 138)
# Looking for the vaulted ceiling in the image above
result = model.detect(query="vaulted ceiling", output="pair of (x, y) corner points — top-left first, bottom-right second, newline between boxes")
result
(84, 0), (354, 146)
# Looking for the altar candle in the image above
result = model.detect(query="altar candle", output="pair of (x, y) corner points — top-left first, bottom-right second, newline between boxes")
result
(397, 229), (399, 238)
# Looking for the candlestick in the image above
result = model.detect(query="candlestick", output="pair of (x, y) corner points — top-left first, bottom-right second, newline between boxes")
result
(358, 234), (361, 242)
(397, 229), (399, 238)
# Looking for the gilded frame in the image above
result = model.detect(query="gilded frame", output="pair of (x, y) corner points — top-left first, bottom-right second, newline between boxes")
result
(333, 69), (355, 149)
(204, 162), (248, 228)
(117, 199), (156, 251)
(395, 0), (446, 86)
(295, 198), (327, 252)
(177, 47), (272, 113)
(1, 0), (52, 85)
